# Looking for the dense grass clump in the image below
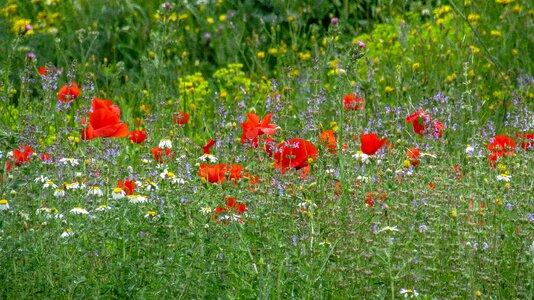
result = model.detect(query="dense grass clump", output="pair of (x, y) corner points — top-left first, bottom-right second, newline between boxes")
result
(0, 0), (533, 298)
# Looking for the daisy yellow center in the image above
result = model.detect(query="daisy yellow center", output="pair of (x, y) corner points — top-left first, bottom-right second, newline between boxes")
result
(0, 199), (8, 204)
(113, 188), (123, 193)
(147, 210), (157, 216)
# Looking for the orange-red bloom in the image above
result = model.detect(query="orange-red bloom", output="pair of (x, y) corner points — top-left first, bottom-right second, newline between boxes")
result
(173, 112), (190, 125)
(151, 147), (173, 163)
(198, 163), (244, 184)
(360, 134), (386, 155)
(57, 82), (80, 103)
(241, 113), (277, 147)
(199, 164), (227, 183)
(319, 130), (337, 154)
(406, 108), (444, 138)
(516, 132), (533, 151)
(488, 134), (516, 166)
(343, 93), (365, 110)
(129, 130), (147, 144)
(117, 179), (136, 195)
(274, 138), (318, 172)
(407, 147), (420, 166)
(38, 66), (47, 76)
(13, 145), (34, 166)
(81, 98), (129, 140)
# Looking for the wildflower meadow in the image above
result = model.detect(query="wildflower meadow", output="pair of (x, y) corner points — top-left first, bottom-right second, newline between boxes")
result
(1, 0), (533, 298)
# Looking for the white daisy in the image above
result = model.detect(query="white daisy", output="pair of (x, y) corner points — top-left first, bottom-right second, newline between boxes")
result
(87, 186), (103, 196)
(377, 226), (400, 233)
(53, 189), (65, 197)
(400, 288), (419, 298)
(0, 199), (10, 210)
(60, 228), (74, 238)
(200, 207), (212, 214)
(94, 204), (112, 211)
(144, 210), (158, 219)
(128, 195), (148, 204)
(496, 173), (512, 182)
(112, 188), (126, 199)
(43, 180), (57, 189)
(70, 207), (89, 215)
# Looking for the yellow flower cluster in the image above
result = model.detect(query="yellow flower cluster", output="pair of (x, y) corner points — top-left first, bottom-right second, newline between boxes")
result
(213, 63), (252, 94)
(177, 72), (211, 99)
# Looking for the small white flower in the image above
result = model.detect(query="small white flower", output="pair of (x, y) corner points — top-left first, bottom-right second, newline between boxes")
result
(496, 173), (512, 182)
(200, 207), (212, 214)
(88, 186), (103, 196)
(377, 226), (400, 233)
(297, 200), (317, 209)
(400, 288), (419, 298)
(319, 240), (331, 247)
(356, 175), (369, 183)
(197, 154), (218, 163)
(34, 175), (50, 183)
(60, 228), (74, 238)
(0, 199), (10, 210)
(75, 172), (83, 178)
(352, 152), (370, 164)
(465, 144), (474, 154)
(128, 195), (148, 204)
(325, 168), (336, 174)
(59, 158), (79, 166)
(159, 138), (172, 149)
(53, 189), (65, 197)
(70, 207), (89, 215)
(112, 188), (125, 199)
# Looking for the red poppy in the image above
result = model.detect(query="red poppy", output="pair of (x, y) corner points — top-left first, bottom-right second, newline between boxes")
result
(57, 82), (80, 103)
(174, 112), (190, 125)
(13, 145), (34, 166)
(198, 164), (227, 183)
(225, 197), (247, 214)
(365, 192), (388, 207)
(81, 98), (129, 140)
(319, 130), (337, 154)
(129, 130), (147, 144)
(407, 147), (420, 166)
(214, 197), (247, 223)
(360, 134), (386, 155)
(227, 164), (243, 182)
(203, 139), (216, 155)
(274, 138), (318, 172)
(488, 134), (516, 166)
(151, 147), (173, 163)
(38, 66), (47, 76)
(241, 113), (277, 147)
(343, 93), (365, 110)
(406, 108), (444, 138)
(515, 132), (534, 151)
(117, 179), (136, 195)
